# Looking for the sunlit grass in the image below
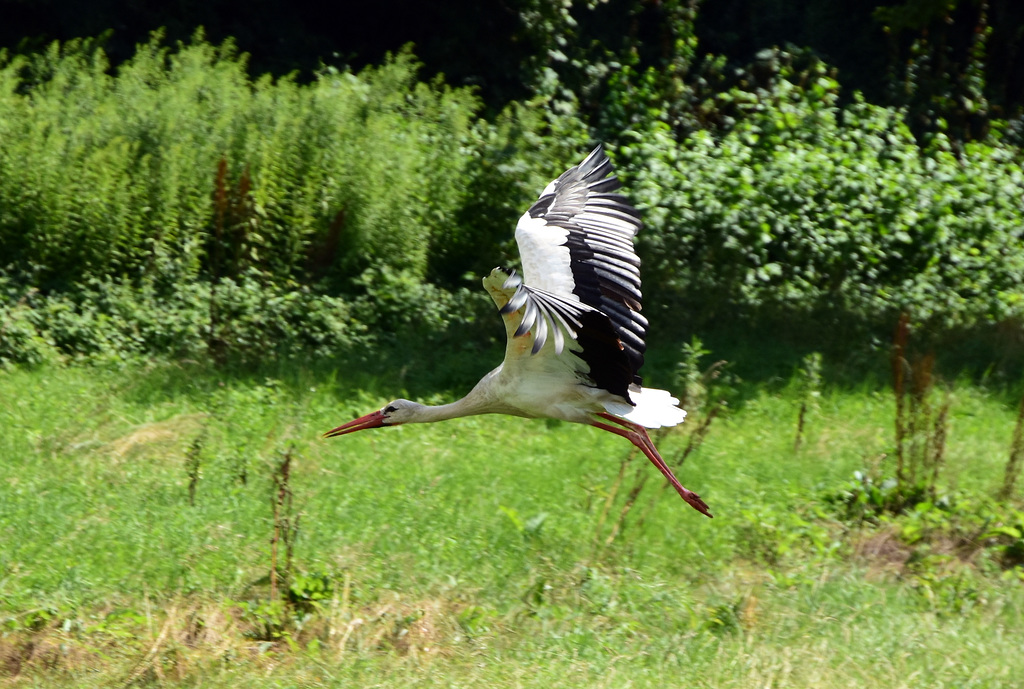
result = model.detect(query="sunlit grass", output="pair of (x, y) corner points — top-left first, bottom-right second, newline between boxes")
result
(1, 361), (1023, 687)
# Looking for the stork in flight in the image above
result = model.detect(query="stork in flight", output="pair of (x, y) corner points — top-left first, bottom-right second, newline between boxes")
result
(326, 146), (711, 517)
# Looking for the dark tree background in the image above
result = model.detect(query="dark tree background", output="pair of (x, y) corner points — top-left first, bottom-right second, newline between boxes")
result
(0, 0), (541, 105)
(2, 0), (1022, 132)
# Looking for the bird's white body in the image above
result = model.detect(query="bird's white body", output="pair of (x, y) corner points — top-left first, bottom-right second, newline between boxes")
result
(479, 268), (684, 428)
(327, 146), (711, 517)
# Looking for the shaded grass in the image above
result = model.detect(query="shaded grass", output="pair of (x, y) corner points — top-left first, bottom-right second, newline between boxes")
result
(2, 360), (1023, 687)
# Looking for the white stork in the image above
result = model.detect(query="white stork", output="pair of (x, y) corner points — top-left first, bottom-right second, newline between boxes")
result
(326, 146), (712, 517)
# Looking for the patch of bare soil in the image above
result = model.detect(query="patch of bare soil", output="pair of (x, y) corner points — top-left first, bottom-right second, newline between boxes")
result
(852, 526), (913, 576)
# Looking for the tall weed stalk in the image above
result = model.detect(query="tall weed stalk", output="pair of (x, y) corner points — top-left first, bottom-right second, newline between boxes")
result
(794, 352), (822, 452)
(270, 445), (300, 602)
(891, 314), (952, 505)
(185, 429), (206, 507)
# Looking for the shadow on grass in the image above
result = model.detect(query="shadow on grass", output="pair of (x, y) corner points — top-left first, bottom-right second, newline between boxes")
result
(650, 300), (1024, 403)
(110, 336), (504, 411)
(88, 301), (1024, 417)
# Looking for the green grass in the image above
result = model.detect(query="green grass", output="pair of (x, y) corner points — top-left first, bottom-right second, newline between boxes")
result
(1, 360), (1023, 687)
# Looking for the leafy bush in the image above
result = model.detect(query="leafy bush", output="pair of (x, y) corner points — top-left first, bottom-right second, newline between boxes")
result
(432, 95), (589, 286)
(617, 82), (1024, 331)
(0, 274), (370, 364)
(0, 33), (584, 365)
(0, 33), (480, 290)
(0, 302), (61, 368)
(4, 29), (1024, 367)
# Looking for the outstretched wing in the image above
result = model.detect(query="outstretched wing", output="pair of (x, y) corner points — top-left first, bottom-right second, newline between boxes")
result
(508, 145), (648, 396)
(482, 268), (635, 402)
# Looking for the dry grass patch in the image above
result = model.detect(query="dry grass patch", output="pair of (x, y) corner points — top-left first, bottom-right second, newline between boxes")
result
(105, 414), (207, 463)
(0, 594), (476, 686)
(853, 526), (914, 576)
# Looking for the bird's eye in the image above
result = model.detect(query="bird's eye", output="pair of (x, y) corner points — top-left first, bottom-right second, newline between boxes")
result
(384, 405), (397, 414)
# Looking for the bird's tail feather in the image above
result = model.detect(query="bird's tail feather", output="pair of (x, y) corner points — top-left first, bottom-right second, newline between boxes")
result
(604, 386), (686, 429)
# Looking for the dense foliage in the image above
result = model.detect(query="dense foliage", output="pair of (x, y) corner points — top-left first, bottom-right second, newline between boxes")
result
(3, 0), (1021, 137)
(0, 37), (479, 288)
(0, 35), (583, 365)
(1, 9), (1024, 367)
(622, 82), (1024, 329)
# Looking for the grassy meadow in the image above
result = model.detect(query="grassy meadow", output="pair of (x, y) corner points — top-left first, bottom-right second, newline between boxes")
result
(2, 353), (1024, 688)
(3, 18), (1024, 689)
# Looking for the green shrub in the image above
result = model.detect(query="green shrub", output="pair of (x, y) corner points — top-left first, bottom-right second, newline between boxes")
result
(0, 32), (604, 365)
(0, 33), (480, 290)
(4, 29), (1024, 367)
(0, 302), (62, 368)
(0, 33), (569, 364)
(618, 88), (1024, 331)
(0, 274), (370, 365)
(432, 95), (589, 286)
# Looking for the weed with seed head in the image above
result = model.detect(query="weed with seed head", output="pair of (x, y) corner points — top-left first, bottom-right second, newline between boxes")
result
(270, 445), (300, 602)
(794, 352), (822, 452)
(890, 314), (952, 506)
(185, 430), (206, 507)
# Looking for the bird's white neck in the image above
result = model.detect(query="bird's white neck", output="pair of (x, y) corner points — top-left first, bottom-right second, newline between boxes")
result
(400, 369), (512, 425)
(403, 397), (489, 424)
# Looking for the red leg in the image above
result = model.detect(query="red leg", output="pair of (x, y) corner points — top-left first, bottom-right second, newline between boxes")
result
(594, 413), (713, 518)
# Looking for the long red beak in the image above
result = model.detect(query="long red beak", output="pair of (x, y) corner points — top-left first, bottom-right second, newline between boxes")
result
(323, 410), (388, 438)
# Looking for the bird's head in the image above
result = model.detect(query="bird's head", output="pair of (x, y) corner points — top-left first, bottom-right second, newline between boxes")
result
(323, 398), (420, 438)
